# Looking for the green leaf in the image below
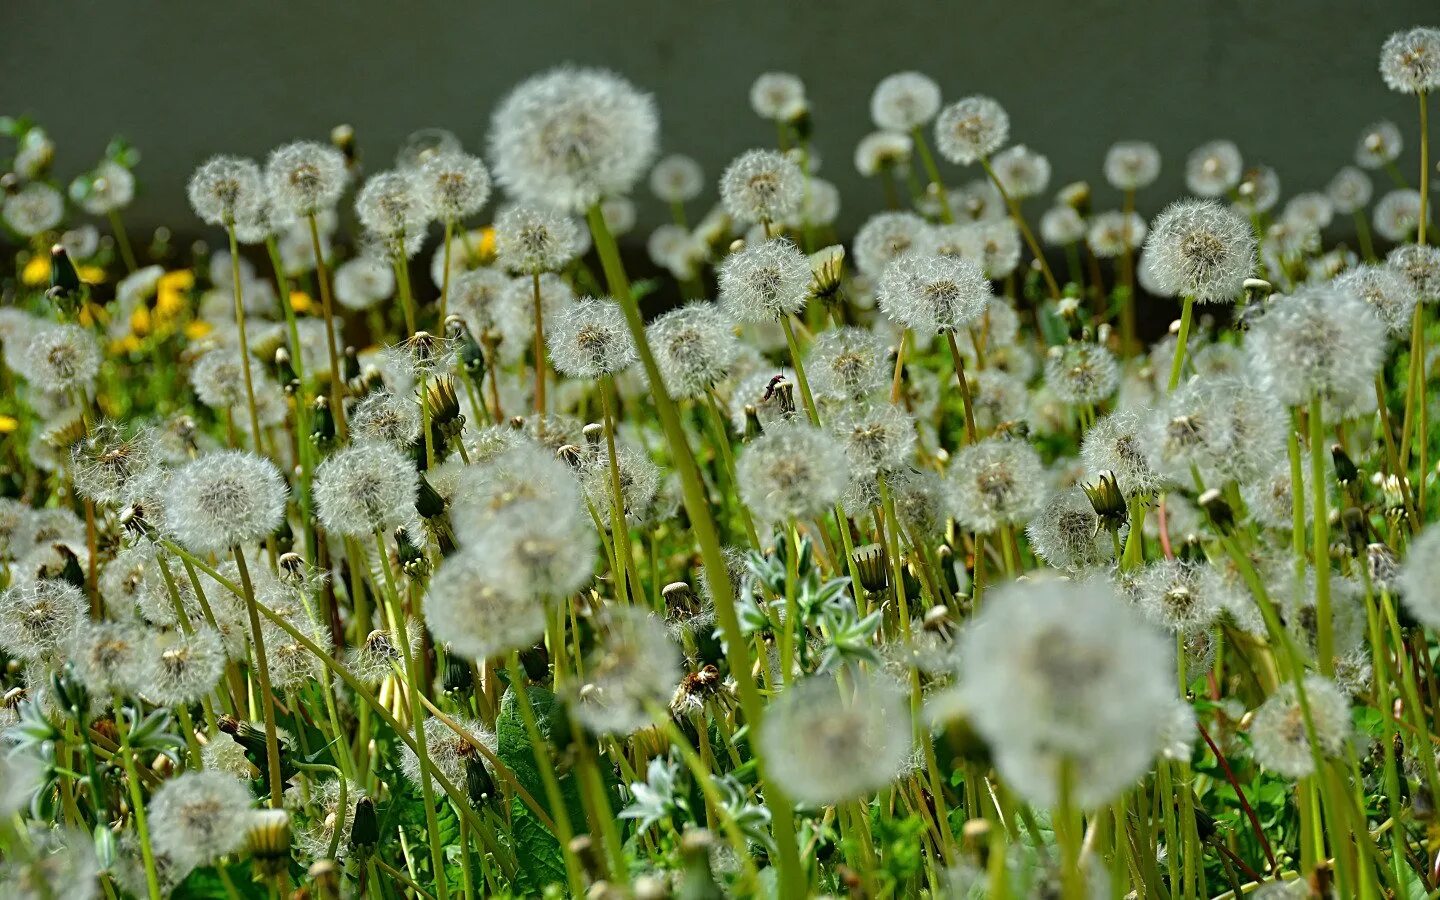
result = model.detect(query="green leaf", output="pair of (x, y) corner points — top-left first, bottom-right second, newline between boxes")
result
(172, 862), (268, 899)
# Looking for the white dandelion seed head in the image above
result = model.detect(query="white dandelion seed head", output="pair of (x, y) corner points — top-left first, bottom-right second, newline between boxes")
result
(789, 176), (841, 228)
(876, 251), (991, 334)
(1242, 462), (1310, 531)
(990, 144), (1051, 199)
(1379, 27), (1440, 93)
(1026, 487), (1116, 573)
(400, 715), (497, 797)
(547, 295), (636, 379)
(853, 210), (930, 276)
(231, 191), (298, 245)
(17, 323), (100, 393)
(163, 450), (288, 553)
(935, 219), (1022, 279)
(70, 619), (147, 696)
(726, 366), (796, 433)
(1104, 140), (1162, 191)
(1082, 407), (1167, 497)
(416, 151), (491, 221)
(1374, 189), (1423, 243)
(1245, 286), (1386, 412)
(265, 141), (348, 217)
(1326, 166), (1373, 214)
(1133, 559), (1222, 632)
(1387, 242), (1440, 301)
(719, 148), (804, 226)
(573, 608), (681, 736)
(3, 182), (63, 236)
(766, 673), (915, 809)
(646, 301), (740, 400)
(333, 255), (395, 311)
(649, 154), (704, 204)
(969, 368), (1029, 431)
(1399, 525), (1440, 630)
(1039, 205), (1086, 247)
(1184, 140), (1242, 197)
(1282, 192), (1334, 232)
(494, 203), (583, 275)
(870, 71), (942, 131)
(1250, 675), (1351, 778)
(1232, 164), (1280, 216)
(1335, 263), (1418, 337)
(4, 826), (101, 900)
(1086, 210), (1147, 258)
(70, 421), (161, 508)
(1355, 120), (1404, 169)
(1044, 341), (1121, 405)
(934, 95), (1010, 165)
(0, 578), (88, 661)
(949, 436), (1046, 534)
(853, 130), (913, 177)
(355, 170), (431, 256)
(579, 438), (661, 529)
(959, 577), (1173, 809)
(473, 502), (597, 601)
(805, 326), (890, 403)
(314, 441), (417, 538)
(489, 66), (658, 212)
(75, 159), (136, 215)
(646, 224), (706, 279)
(425, 548), (547, 662)
(188, 155), (264, 226)
(1142, 199), (1255, 303)
(736, 422), (849, 524)
(717, 237), (811, 322)
(829, 401), (916, 481)
(149, 771), (254, 871)
(749, 72), (807, 121)
(349, 390), (421, 447)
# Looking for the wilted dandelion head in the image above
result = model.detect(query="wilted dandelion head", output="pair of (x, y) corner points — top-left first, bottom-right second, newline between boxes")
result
(1081, 407), (1165, 497)
(265, 141), (347, 216)
(853, 210), (929, 276)
(949, 436), (1046, 534)
(1104, 140), (1161, 191)
(762, 670), (913, 806)
(1026, 487), (1115, 572)
(737, 422), (849, 523)
(870, 71), (941, 131)
(1335, 263), (1418, 337)
(645, 301), (739, 399)
(401, 715), (497, 798)
(1249, 675), (1351, 778)
(805, 326), (889, 402)
(1374, 188), (1423, 243)
(0, 578), (88, 661)
(649, 154), (704, 204)
(149, 771), (254, 870)
(489, 66), (658, 212)
(188, 155), (264, 226)
(1379, 27), (1440, 93)
(547, 295), (636, 378)
(854, 130), (913, 177)
(494, 203), (583, 274)
(959, 577), (1173, 808)
(425, 548), (547, 662)
(717, 237), (811, 322)
(749, 72), (807, 121)
(164, 450), (288, 553)
(17, 323), (100, 393)
(1326, 165), (1372, 214)
(1086, 210), (1147, 258)
(573, 608), (680, 736)
(1184, 140), (1242, 197)
(876, 251), (991, 334)
(314, 441), (417, 538)
(1039, 205), (1086, 247)
(416, 151), (491, 221)
(355, 170), (430, 256)
(1355, 120), (1403, 169)
(719, 148), (804, 227)
(1387, 242), (1440, 300)
(990, 144), (1051, 199)
(1245, 286), (1386, 411)
(1044, 341), (1120, 405)
(934, 95), (1009, 165)
(1142, 199), (1255, 303)
(3, 182), (63, 236)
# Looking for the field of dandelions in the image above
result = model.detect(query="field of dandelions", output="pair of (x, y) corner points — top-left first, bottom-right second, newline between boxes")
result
(4, 23), (1440, 900)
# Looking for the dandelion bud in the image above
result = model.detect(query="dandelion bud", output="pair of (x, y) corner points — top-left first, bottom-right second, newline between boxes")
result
(246, 808), (292, 878)
(48, 243), (81, 303)
(772, 379), (796, 417)
(309, 395), (336, 447)
(1197, 488), (1233, 533)
(852, 543), (890, 593)
(662, 581), (697, 615)
(348, 796), (379, 858)
(1330, 444), (1358, 485)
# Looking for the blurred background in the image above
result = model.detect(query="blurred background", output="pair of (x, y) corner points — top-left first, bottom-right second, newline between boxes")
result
(0, 1), (1435, 245)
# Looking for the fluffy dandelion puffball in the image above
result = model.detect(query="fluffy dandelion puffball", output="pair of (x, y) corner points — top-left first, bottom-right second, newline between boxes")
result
(720, 148), (804, 226)
(718, 237), (811, 322)
(424, 548), (548, 663)
(649, 154), (704, 204)
(1245, 286), (1386, 412)
(265, 141), (348, 217)
(148, 772), (254, 871)
(163, 450), (288, 553)
(877, 251), (991, 335)
(355, 170), (430, 257)
(1249, 675), (1351, 778)
(573, 608), (681, 736)
(1104, 140), (1161, 191)
(934, 95), (1009, 165)
(187, 155), (264, 226)
(1183, 139), (1242, 197)
(749, 71), (807, 121)
(1379, 27), (1440, 93)
(645, 302), (740, 399)
(870, 71), (942, 131)
(314, 441), (418, 538)
(546, 295), (636, 378)
(494, 203), (583, 275)
(949, 436), (1046, 533)
(416, 151), (491, 221)
(737, 422), (849, 524)
(3, 182), (63, 236)
(1142, 199), (1256, 303)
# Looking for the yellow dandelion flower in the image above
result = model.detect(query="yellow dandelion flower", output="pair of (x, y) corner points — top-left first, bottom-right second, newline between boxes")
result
(156, 270), (195, 318)
(0, 414), (18, 434)
(21, 254), (48, 286)
(184, 320), (213, 341)
(289, 291), (314, 314)
(78, 265), (106, 284)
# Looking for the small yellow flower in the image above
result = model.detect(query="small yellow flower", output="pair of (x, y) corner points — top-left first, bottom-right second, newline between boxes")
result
(21, 254), (48, 286)
(109, 335), (144, 355)
(79, 265), (106, 285)
(156, 270), (195, 318)
(130, 305), (153, 335)
(184, 320), (213, 340)
(289, 291), (314, 314)
(0, 415), (18, 434)
(468, 226), (497, 266)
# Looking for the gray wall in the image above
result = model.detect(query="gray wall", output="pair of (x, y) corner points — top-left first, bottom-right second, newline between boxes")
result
(1, 1), (1435, 243)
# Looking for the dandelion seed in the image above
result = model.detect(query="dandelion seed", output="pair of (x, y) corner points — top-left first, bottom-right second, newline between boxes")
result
(573, 608), (680, 735)
(74, 159), (136, 215)
(1387, 243), (1440, 300)
(645, 302), (740, 399)
(0, 578), (88, 661)
(355, 170), (430, 258)
(1245, 286), (1385, 413)
(1326, 166), (1373, 215)
(853, 130), (913, 177)
(1026, 487), (1116, 572)
(990, 144), (1051, 199)
(16, 323), (100, 393)
(494, 203), (583, 275)
(1142, 200), (1254, 303)
(425, 548), (547, 662)
(579, 439), (661, 529)
(1082, 407), (1166, 497)
(188, 156), (264, 226)
(649, 154), (704, 204)
(138, 626), (228, 705)
(1086, 210), (1147, 258)
(473, 502), (597, 602)
(1040, 205), (1086, 247)
(1374, 189), (1423, 243)
(416, 151), (491, 221)
(1045, 341), (1120, 405)
(1335, 263), (1418, 336)
(805, 326), (889, 403)
(1399, 525), (1440, 629)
